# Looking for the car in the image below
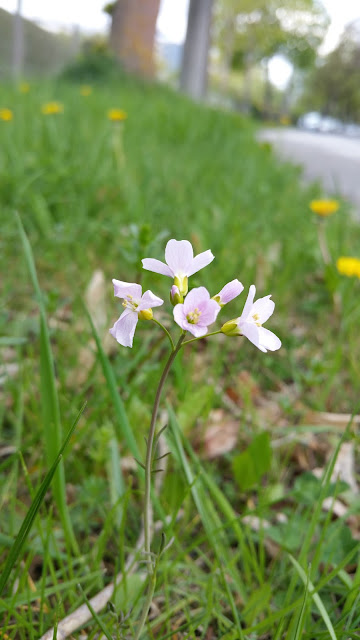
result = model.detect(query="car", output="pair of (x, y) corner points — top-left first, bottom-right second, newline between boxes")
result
(297, 111), (323, 131)
(343, 123), (360, 137)
(297, 112), (344, 134)
(317, 116), (343, 134)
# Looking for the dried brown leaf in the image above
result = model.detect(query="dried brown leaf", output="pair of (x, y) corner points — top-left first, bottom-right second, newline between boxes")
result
(202, 409), (239, 459)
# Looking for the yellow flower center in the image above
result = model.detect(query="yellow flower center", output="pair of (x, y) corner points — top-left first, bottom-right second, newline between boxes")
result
(186, 308), (201, 324)
(122, 294), (139, 312)
(252, 313), (261, 327)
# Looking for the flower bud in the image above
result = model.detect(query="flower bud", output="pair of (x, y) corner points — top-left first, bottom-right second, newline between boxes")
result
(170, 284), (183, 306)
(212, 280), (244, 308)
(220, 319), (240, 337)
(212, 294), (222, 307)
(138, 308), (153, 321)
(174, 274), (188, 297)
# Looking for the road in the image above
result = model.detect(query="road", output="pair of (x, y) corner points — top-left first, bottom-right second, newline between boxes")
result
(258, 128), (360, 217)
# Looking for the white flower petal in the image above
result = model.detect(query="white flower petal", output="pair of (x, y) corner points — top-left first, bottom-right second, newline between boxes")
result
(141, 258), (173, 277)
(187, 249), (214, 277)
(185, 323), (208, 337)
(258, 327), (281, 352)
(165, 239), (193, 276)
(240, 321), (266, 351)
(197, 298), (220, 325)
(251, 295), (275, 324)
(183, 286), (210, 313)
(109, 310), (138, 348)
(173, 303), (186, 330)
(112, 280), (142, 300)
(241, 285), (256, 321)
(138, 290), (164, 310)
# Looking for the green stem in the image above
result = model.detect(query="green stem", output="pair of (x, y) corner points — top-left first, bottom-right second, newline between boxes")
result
(134, 334), (184, 640)
(182, 330), (221, 346)
(316, 220), (331, 266)
(152, 318), (175, 350)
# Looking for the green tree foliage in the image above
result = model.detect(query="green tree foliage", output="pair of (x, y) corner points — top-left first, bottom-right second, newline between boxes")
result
(213, 0), (329, 73)
(304, 21), (360, 122)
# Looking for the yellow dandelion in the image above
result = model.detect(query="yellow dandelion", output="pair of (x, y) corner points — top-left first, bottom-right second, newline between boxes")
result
(41, 102), (64, 115)
(310, 199), (339, 217)
(336, 257), (360, 279)
(0, 108), (13, 121)
(107, 108), (127, 122)
(80, 85), (92, 97)
(19, 82), (30, 93)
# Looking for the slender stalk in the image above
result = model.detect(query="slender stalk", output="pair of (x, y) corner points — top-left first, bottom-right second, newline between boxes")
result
(316, 220), (341, 314)
(152, 318), (175, 350)
(112, 122), (125, 170)
(182, 329), (221, 346)
(316, 220), (331, 266)
(134, 333), (184, 640)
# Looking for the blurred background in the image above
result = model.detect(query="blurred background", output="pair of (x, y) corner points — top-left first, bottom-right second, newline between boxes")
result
(0, 0), (360, 125)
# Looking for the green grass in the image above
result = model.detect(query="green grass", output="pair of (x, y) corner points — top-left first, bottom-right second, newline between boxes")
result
(1, 71), (360, 638)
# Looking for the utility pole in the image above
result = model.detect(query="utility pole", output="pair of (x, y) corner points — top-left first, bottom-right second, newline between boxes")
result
(13, 0), (24, 79)
(180, 0), (214, 100)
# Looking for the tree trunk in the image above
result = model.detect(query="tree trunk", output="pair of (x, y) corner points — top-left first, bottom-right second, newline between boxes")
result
(109, 0), (160, 77)
(12, 0), (24, 80)
(263, 58), (273, 120)
(241, 52), (253, 114)
(180, 0), (214, 100)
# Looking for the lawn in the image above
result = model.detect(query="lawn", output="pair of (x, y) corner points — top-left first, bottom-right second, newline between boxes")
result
(1, 69), (360, 639)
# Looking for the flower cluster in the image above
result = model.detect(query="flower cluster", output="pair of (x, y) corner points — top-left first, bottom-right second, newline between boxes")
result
(110, 239), (281, 352)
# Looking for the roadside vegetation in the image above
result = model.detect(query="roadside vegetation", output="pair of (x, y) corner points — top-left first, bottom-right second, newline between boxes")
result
(1, 71), (360, 639)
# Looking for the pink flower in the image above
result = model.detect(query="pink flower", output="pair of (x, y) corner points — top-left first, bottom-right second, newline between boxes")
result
(142, 239), (214, 295)
(213, 279), (244, 307)
(221, 285), (281, 353)
(110, 280), (163, 348)
(173, 287), (220, 337)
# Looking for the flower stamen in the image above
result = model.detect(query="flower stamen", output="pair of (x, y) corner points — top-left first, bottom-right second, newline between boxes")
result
(252, 312), (261, 326)
(186, 308), (202, 324)
(122, 294), (139, 311)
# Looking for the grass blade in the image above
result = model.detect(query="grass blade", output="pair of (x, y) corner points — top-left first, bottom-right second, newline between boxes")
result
(293, 565), (310, 640)
(168, 407), (245, 640)
(288, 554), (337, 640)
(85, 303), (139, 460)
(16, 211), (78, 554)
(77, 583), (113, 640)
(0, 403), (85, 597)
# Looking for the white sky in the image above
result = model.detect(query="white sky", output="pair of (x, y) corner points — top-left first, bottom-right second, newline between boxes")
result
(0, 0), (359, 87)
